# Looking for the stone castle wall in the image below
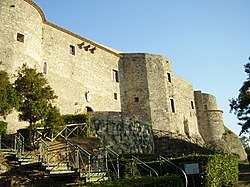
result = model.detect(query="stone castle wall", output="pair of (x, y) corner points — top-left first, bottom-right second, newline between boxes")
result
(42, 24), (121, 114)
(194, 91), (225, 142)
(0, 0), (43, 77)
(0, 0), (246, 161)
(121, 53), (202, 140)
(0, 0), (122, 117)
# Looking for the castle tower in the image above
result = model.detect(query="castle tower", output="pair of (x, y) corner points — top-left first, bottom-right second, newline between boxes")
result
(120, 53), (202, 140)
(194, 91), (225, 142)
(0, 0), (44, 75)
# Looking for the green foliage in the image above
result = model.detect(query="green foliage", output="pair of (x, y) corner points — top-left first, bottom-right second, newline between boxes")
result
(230, 61), (250, 135)
(62, 114), (91, 124)
(0, 71), (18, 118)
(14, 64), (58, 144)
(88, 174), (181, 187)
(42, 104), (65, 137)
(0, 121), (7, 135)
(173, 154), (238, 187)
(240, 136), (250, 156)
(14, 64), (57, 125)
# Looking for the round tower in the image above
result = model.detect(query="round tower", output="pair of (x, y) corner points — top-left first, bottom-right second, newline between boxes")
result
(0, 0), (44, 76)
(194, 91), (225, 142)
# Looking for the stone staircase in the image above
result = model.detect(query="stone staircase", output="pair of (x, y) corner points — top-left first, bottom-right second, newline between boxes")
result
(0, 139), (112, 185)
(239, 164), (250, 187)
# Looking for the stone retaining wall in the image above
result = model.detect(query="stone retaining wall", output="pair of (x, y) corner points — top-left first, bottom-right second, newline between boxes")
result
(91, 112), (154, 154)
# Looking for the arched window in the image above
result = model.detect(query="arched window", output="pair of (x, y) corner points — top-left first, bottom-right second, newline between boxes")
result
(86, 106), (93, 113)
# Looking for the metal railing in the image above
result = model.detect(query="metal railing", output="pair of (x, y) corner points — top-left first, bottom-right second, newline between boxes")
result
(153, 129), (203, 145)
(14, 133), (24, 156)
(37, 123), (88, 142)
(105, 146), (120, 179)
(131, 156), (158, 177)
(159, 156), (188, 187)
(39, 139), (49, 163)
(67, 141), (91, 175)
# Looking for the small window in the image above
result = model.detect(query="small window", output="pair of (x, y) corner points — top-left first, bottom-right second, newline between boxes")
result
(167, 73), (172, 83)
(86, 106), (93, 113)
(135, 97), (139, 102)
(70, 45), (75, 55)
(17, 33), (24, 43)
(191, 101), (194, 109)
(114, 93), (118, 100)
(43, 62), (48, 74)
(113, 69), (119, 82)
(170, 99), (175, 113)
(204, 105), (208, 110)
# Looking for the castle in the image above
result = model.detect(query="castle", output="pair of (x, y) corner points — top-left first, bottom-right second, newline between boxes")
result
(0, 0), (247, 160)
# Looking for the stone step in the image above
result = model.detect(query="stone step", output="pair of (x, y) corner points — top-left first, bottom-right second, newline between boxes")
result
(49, 170), (78, 177)
(43, 163), (71, 171)
(239, 164), (250, 186)
(81, 172), (109, 183)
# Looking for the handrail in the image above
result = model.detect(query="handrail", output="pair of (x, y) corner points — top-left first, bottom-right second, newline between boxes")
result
(159, 156), (188, 187)
(14, 133), (24, 156)
(105, 146), (120, 179)
(39, 139), (49, 162)
(67, 141), (91, 175)
(50, 123), (88, 142)
(132, 156), (158, 177)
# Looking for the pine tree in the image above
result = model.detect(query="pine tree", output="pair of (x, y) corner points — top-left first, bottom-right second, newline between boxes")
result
(230, 59), (250, 135)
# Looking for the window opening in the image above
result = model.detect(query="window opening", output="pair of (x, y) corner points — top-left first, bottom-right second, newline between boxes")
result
(86, 106), (93, 113)
(43, 62), (48, 74)
(70, 45), (75, 55)
(191, 101), (194, 109)
(167, 73), (172, 83)
(113, 69), (119, 82)
(114, 93), (118, 100)
(135, 97), (139, 102)
(170, 99), (175, 113)
(17, 33), (24, 43)
(204, 105), (208, 110)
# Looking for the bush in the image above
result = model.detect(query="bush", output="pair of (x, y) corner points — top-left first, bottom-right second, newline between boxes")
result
(62, 114), (91, 124)
(88, 174), (182, 187)
(0, 121), (7, 135)
(172, 154), (238, 187)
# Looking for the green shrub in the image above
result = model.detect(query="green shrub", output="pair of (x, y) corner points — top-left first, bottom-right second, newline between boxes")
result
(172, 154), (238, 187)
(62, 114), (91, 124)
(0, 121), (7, 135)
(88, 174), (182, 187)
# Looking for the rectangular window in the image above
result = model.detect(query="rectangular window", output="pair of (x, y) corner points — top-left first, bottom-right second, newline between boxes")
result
(191, 101), (194, 109)
(114, 93), (118, 100)
(43, 62), (48, 74)
(204, 105), (208, 110)
(167, 73), (172, 83)
(70, 45), (75, 55)
(113, 69), (119, 82)
(170, 99), (175, 113)
(135, 97), (139, 102)
(17, 33), (24, 43)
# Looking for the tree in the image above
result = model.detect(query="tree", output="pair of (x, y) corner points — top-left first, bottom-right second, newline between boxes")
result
(0, 70), (18, 118)
(42, 104), (64, 138)
(14, 64), (58, 144)
(230, 59), (250, 135)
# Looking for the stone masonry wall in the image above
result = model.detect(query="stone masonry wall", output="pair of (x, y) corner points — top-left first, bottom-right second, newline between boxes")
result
(42, 24), (121, 114)
(91, 112), (154, 154)
(194, 91), (225, 142)
(121, 53), (203, 141)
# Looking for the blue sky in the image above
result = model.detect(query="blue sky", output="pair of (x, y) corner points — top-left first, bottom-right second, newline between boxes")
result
(33, 0), (250, 135)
